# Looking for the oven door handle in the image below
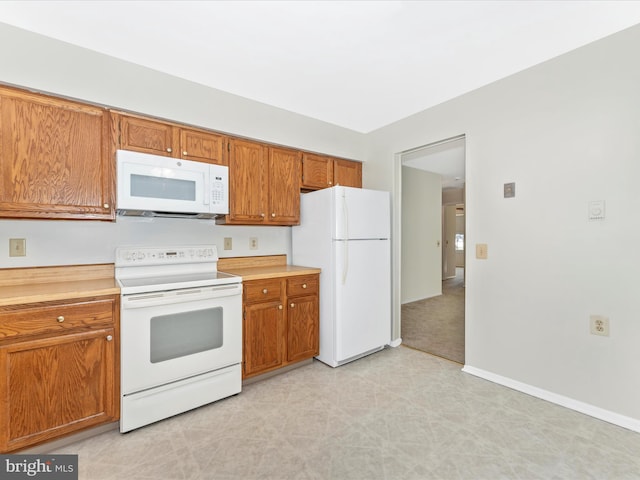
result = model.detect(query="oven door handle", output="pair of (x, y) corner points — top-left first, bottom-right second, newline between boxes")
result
(122, 284), (242, 309)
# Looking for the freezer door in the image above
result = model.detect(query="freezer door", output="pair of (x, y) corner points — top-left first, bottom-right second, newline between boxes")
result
(334, 187), (390, 240)
(334, 239), (390, 362)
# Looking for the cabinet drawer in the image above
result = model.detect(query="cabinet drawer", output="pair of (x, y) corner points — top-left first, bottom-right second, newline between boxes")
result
(0, 298), (116, 340)
(244, 279), (282, 304)
(287, 275), (319, 297)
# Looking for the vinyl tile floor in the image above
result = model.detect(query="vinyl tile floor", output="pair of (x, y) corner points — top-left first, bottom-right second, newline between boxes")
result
(53, 346), (640, 480)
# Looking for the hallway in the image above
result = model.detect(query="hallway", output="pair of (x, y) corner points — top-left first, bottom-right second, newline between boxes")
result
(401, 267), (465, 364)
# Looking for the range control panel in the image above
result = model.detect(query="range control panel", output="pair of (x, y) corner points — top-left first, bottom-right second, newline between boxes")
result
(115, 245), (218, 266)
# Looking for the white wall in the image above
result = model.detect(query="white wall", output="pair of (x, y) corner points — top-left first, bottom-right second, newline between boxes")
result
(401, 167), (441, 304)
(366, 24), (640, 428)
(0, 23), (364, 268)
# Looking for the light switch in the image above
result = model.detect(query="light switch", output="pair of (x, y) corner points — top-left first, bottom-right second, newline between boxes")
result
(476, 243), (488, 259)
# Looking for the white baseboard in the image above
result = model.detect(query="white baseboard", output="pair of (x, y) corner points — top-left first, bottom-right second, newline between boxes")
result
(388, 338), (402, 347)
(462, 365), (640, 434)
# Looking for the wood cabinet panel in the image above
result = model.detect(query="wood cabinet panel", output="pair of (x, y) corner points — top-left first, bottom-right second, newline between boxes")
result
(118, 115), (176, 157)
(268, 147), (301, 225)
(180, 128), (226, 165)
(334, 159), (362, 188)
(0, 86), (114, 220)
(242, 274), (319, 379)
(301, 153), (333, 189)
(286, 295), (319, 363)
(0, 327), (117, 452)
(225, 139), (268, 224)
(243, 301), (283, 378)
(0, 294), (119, 452)
(0, 297), (116, 340)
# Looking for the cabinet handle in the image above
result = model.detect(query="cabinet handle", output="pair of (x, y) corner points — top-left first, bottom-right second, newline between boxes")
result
(262, 288), (268, 294)
(57, 316), (65, 323)
(278, 305), (283, 310)
(302, 283), (307, 289)
(106, 335), (113, 341)
(290, 303), (295, 308)
(183, 151), (188, 156)
(271, 213), (276, 218)
(103, 203), (110, 209)
(166, 147), (172, 153)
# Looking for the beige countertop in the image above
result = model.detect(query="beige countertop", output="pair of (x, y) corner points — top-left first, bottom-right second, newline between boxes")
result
(0, 264), (119, 307)
(217, 254), (320, 281)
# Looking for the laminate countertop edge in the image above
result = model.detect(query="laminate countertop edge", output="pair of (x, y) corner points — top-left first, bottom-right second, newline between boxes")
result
(221, 265), (321, 282)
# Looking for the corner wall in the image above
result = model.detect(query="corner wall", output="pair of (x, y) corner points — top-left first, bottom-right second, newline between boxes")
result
(366, 24), (640, 427)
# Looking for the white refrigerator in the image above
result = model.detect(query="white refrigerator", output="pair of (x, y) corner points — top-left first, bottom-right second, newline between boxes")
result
(292, 186), (391, 367)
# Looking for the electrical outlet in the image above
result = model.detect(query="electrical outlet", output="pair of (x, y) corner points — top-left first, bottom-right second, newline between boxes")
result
(249, 237), (258, 250)
(223, 237), (233, 250)
(590, 315), (610, 336)
(9, 238), (26, 257)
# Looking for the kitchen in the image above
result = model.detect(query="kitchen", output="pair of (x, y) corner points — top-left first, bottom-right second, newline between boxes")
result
(2, 3), (640, 479)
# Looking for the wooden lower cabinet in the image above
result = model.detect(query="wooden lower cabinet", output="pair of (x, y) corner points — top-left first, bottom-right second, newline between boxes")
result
(242, 274), (319, 379)
(0, 295), (119, 452)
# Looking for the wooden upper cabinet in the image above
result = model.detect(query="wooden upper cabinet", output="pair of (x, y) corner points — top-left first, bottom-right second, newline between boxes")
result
(334, 159), (362, 188)
(118, 114), (176, 157)
(222, 138), (268, 224)
(268, 147), (301, 225)
(218, 140), (301, 225)
(180, 128), (226, 165)
(301, 153), (334, 189)
(301, 153), (362, 190)
(0, 86), (114, 220)
(115, 113), (226, 165)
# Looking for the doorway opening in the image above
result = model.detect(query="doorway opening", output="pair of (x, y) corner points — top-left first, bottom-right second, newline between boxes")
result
(399, 135), (466, 364)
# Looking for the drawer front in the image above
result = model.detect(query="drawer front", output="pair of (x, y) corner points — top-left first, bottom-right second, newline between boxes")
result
(287, 275), (319, 297)
(0, 298), (116, 340)
(244, 279), (282, 304)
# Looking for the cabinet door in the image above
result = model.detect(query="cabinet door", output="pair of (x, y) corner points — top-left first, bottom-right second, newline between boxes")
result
(301, 153), (333, 190)
(180, 128), (227, 165)
(224, 139), (267, 224)
(0, 87), (114, 220)
(118, 114), (176, 157)
(287, 295), (319, 363)
(0, 328), (118, 452)
(333, 159), (362, 188)
(243, 302), (284, 378)
(268, 147), (301, 225)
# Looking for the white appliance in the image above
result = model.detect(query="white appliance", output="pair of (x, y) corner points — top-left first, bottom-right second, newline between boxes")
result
(292, 186), (391, 367)
(116, 149), (229, 218)
(115, 245), (242, 433)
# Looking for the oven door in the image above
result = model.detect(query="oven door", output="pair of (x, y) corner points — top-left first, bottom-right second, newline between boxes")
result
(120, 283), (242, 395)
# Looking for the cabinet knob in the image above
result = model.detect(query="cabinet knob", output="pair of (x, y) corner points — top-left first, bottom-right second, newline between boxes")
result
(57, 316), (65, 323)
(290, 303), (295, 308)
(271, 213), (276, 218)
(183, 151), (188, 156)
(278, 305), (283, 310)
(261, 213), (265, 218)
(166, 147), (172, 153)
(302, 283), (307, 289)
(106, 335), (113, 342)
(103, 203), (110, 209)
(329, 181), (333, 185)
(262, 288), (268, 294)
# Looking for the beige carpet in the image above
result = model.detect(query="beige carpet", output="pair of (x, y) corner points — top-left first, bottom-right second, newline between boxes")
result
(401, 268), (465, 364)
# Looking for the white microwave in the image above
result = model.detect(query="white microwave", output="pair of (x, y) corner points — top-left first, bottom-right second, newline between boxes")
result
(116, 150), (229, 219)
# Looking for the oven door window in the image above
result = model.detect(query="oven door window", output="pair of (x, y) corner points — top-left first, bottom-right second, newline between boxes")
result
(150, 307), (223, 363)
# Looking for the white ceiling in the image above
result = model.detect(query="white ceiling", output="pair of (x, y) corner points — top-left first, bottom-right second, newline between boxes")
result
(2, 1), (640, 135)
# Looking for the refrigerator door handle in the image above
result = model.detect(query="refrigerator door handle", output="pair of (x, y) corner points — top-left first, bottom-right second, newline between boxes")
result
(342, 194), (349, 284)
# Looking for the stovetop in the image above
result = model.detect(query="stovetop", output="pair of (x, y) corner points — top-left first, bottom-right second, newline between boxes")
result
(115, 245), (241, 294)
